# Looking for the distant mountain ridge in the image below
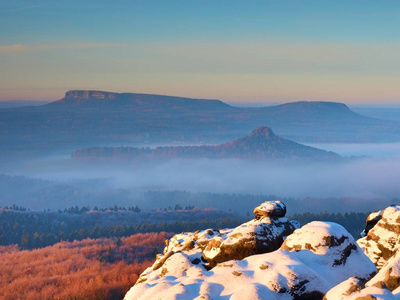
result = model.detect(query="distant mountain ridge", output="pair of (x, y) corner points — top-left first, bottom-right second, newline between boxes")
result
(73, 127), (340, 160)
(269, 101), (353, 118)
(47, 90), (361, 122)
(1, 89), (400, 157)
(0, 100), (51, 108)
(55, 90), (350, 115)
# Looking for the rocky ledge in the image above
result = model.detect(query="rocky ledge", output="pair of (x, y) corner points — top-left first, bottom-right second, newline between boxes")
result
(125, 201), (400, 300)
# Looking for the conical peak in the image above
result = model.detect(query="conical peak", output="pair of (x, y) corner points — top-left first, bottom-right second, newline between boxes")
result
(249, 127), (276, 139)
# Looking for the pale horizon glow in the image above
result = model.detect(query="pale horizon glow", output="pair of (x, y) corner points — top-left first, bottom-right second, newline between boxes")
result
(1, 1), (400, 104)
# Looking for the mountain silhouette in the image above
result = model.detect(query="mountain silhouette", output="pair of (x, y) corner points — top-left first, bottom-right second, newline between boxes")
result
(1, 90), (400, 157)
(73, 127), (340, 160)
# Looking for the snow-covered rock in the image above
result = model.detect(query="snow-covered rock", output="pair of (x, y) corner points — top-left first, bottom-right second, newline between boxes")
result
(357, 205), (400, 295)
(324, 204), (400, 300)
(367, 250), (400, 292)
(361, 210), (383, 237)
(358, 205), (400, 269)
(324, 277), (365, 300)
(253, 200), (287, 218)
(324, 277), (398, 300)
(280, 222), (376, 284)
(125, 208), (376, 300)
(145, 200), (298, 276)
(136, 229), (220, 284)
(203, 201), (298, 267)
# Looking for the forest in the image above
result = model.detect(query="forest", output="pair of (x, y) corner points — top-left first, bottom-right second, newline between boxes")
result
(0, 232), (170, 300)
(0, 204), (370, 250)
(0, 205), (245, 249)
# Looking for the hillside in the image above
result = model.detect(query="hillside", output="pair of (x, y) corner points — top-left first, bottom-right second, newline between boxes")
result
(1, 90), (399, 157)
(73, 126), (340, 160)
(0, 233), (169, 300)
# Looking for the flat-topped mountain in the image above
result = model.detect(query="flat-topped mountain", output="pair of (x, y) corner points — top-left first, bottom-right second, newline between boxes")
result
(72, 127), (340, 160)
(266, 101), (353, 119)
(47, 90), (230, 111)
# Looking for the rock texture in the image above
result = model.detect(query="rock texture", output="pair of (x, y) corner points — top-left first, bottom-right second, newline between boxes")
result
(125, 201), (378, 300)
(324, 205), (400, 300)
(324, 277), (398, 300)
(366, 250), (400, 292)
(361, 210), (383, 237)
(139, 200), (298, 278)
(358, 206), (400, 269)
(281, 221), (368, 269)
(202, 200), (298, 267)
(253, 200), (287, 218)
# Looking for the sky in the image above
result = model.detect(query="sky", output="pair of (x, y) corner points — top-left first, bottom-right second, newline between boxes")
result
(1, 0), (400, 104)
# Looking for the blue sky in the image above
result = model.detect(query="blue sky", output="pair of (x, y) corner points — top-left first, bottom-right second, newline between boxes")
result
(1, 1), (400, 103)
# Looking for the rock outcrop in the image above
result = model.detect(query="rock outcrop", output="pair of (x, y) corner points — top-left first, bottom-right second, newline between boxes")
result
(358, 206), (400, 269)
(367, 251), (400, 291)
(281, 221), (369, 269)
(360, 205), (400, 298)
(202, 200), (298, 267)
(139, 200), (297, 277)
(324, 277), (398, 300)
(324, 205), (400, 300)
(124, 201), (378, 300)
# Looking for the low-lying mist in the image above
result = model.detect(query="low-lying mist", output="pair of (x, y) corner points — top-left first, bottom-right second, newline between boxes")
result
(1, 142), (399, 213)
(42, 157), (399, 200)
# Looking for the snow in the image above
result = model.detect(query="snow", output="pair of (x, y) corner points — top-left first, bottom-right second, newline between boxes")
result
(326, 277), (397, 300)
(253, 200), (286, 218)
(367, 250), (400, 289)
(344, 286), (396, 300)
(203, 246), (220, 260)
(368, 210), (383, 221)
(202, 211), (296, 265)
(124, 221), (376, 300)
(283, 221), (352, 254)
(324, 277), (363, 300)
(358, 205), (400, 269)
(323, 204), (400, 300)
(125, 202), (400, 300)
(255, 201), (285, 214)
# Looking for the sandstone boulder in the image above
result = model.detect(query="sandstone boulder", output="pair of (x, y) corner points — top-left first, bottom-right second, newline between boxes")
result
(358, 206), (400, 269)
(367, 251), (400, 292)
(253, 200), (287, 219)
(202, 202), (298, 267)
